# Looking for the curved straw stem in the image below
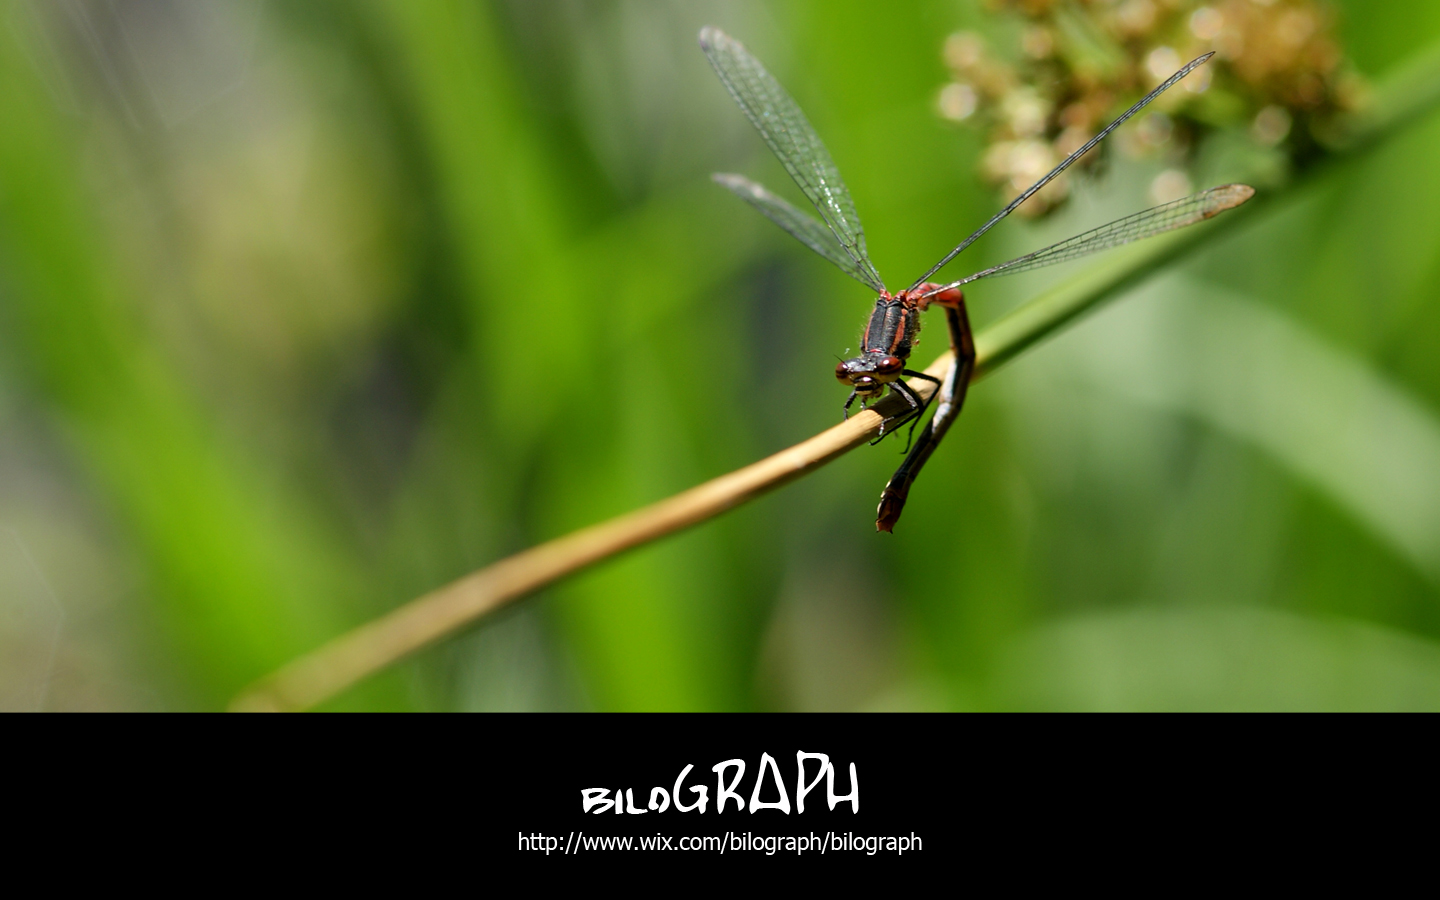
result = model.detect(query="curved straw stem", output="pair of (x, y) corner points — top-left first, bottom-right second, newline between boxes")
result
(232, 220), (1228, 712)
(232, 41), (1440, 711)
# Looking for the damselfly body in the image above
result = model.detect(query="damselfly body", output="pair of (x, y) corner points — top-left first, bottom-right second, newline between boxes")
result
(700, 27), (1252, 531)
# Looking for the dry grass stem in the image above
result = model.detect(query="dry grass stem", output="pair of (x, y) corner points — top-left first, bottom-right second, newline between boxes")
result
(232, 352), (950, 711)
(231, 224), (1224, 712)
(232, 37), (1440, 712)
(215, 34), (1440, 712)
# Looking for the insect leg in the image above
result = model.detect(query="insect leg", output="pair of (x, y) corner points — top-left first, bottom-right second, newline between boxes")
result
(899, 369), (942, 452)
(875, 298), (976, 532)
(842, 390), (859, 420)
(872, 380), (923, 446)
(902, 369), (942, 384)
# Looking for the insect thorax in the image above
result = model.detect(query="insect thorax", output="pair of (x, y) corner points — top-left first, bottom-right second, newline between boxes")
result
(860, 296), (918, 360)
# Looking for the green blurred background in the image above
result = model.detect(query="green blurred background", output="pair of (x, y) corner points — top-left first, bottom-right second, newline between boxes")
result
(2, 0), (1440, 711)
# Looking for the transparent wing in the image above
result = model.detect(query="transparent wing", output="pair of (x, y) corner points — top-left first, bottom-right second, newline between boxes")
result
(910, 52), (1215, 290)
(924, 184), (1255, 295)
(700, 26), (885, 291)
(714, 174), (886, 292)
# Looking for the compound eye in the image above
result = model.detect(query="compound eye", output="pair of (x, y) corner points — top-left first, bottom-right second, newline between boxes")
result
(835, 361), (852, 383)
(876, 356), (904, 375)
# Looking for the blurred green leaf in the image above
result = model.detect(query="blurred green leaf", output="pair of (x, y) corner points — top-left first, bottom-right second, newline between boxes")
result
(994, 607), (1440, 711)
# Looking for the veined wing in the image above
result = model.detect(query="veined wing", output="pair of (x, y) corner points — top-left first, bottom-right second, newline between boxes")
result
(714, 174), (886, 292)
(700, 26), (885, 291)
(922, 184), (1255, 296)
(910, 52), (1215, 290)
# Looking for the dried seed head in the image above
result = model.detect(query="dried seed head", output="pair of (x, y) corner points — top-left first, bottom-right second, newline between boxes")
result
(942, 0), (1362, 215)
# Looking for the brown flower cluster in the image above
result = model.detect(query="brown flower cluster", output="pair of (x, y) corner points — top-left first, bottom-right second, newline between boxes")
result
(939, 0), (1363, 215)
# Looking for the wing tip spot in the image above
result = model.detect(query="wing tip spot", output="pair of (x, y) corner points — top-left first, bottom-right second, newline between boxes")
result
(1206, 183), (1256, 217)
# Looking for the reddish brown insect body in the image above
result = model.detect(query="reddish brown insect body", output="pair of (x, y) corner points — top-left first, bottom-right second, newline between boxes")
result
(703, 27), (1246, 531)
(834, 284), (966, 401)
(829, 283), (975, 531)
(872, 286), (975, 533)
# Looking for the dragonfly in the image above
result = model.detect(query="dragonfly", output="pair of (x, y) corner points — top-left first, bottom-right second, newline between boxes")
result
(699, 26), (1253, 532)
